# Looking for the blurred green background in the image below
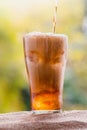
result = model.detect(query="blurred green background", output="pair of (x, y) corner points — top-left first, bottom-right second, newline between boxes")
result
(0, 0), (87, 113)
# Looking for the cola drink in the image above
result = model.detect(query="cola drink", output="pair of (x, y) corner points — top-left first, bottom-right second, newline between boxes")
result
(23, 32), (68, 112)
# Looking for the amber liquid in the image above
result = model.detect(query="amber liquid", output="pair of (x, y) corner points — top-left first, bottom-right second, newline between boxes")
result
(53, 0), (59, 33)
(23, 32), (67, 110)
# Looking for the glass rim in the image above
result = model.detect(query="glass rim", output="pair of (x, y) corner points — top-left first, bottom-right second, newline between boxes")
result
(23, 31), (68, 39)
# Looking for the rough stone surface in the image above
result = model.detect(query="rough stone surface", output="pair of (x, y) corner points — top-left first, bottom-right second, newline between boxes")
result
(0, 110), (87, 130)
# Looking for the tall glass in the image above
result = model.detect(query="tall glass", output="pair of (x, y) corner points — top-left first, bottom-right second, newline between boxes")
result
(23, 32), (68, 114)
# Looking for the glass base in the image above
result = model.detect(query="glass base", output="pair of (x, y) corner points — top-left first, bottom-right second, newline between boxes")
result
(32, 110), (62, 115)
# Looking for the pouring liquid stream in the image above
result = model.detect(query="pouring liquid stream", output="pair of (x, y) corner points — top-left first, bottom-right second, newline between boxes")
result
(52, 0), (59, 33)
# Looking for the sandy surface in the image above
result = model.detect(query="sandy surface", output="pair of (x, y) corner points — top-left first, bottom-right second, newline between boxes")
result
(0, 110), (87, 130)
